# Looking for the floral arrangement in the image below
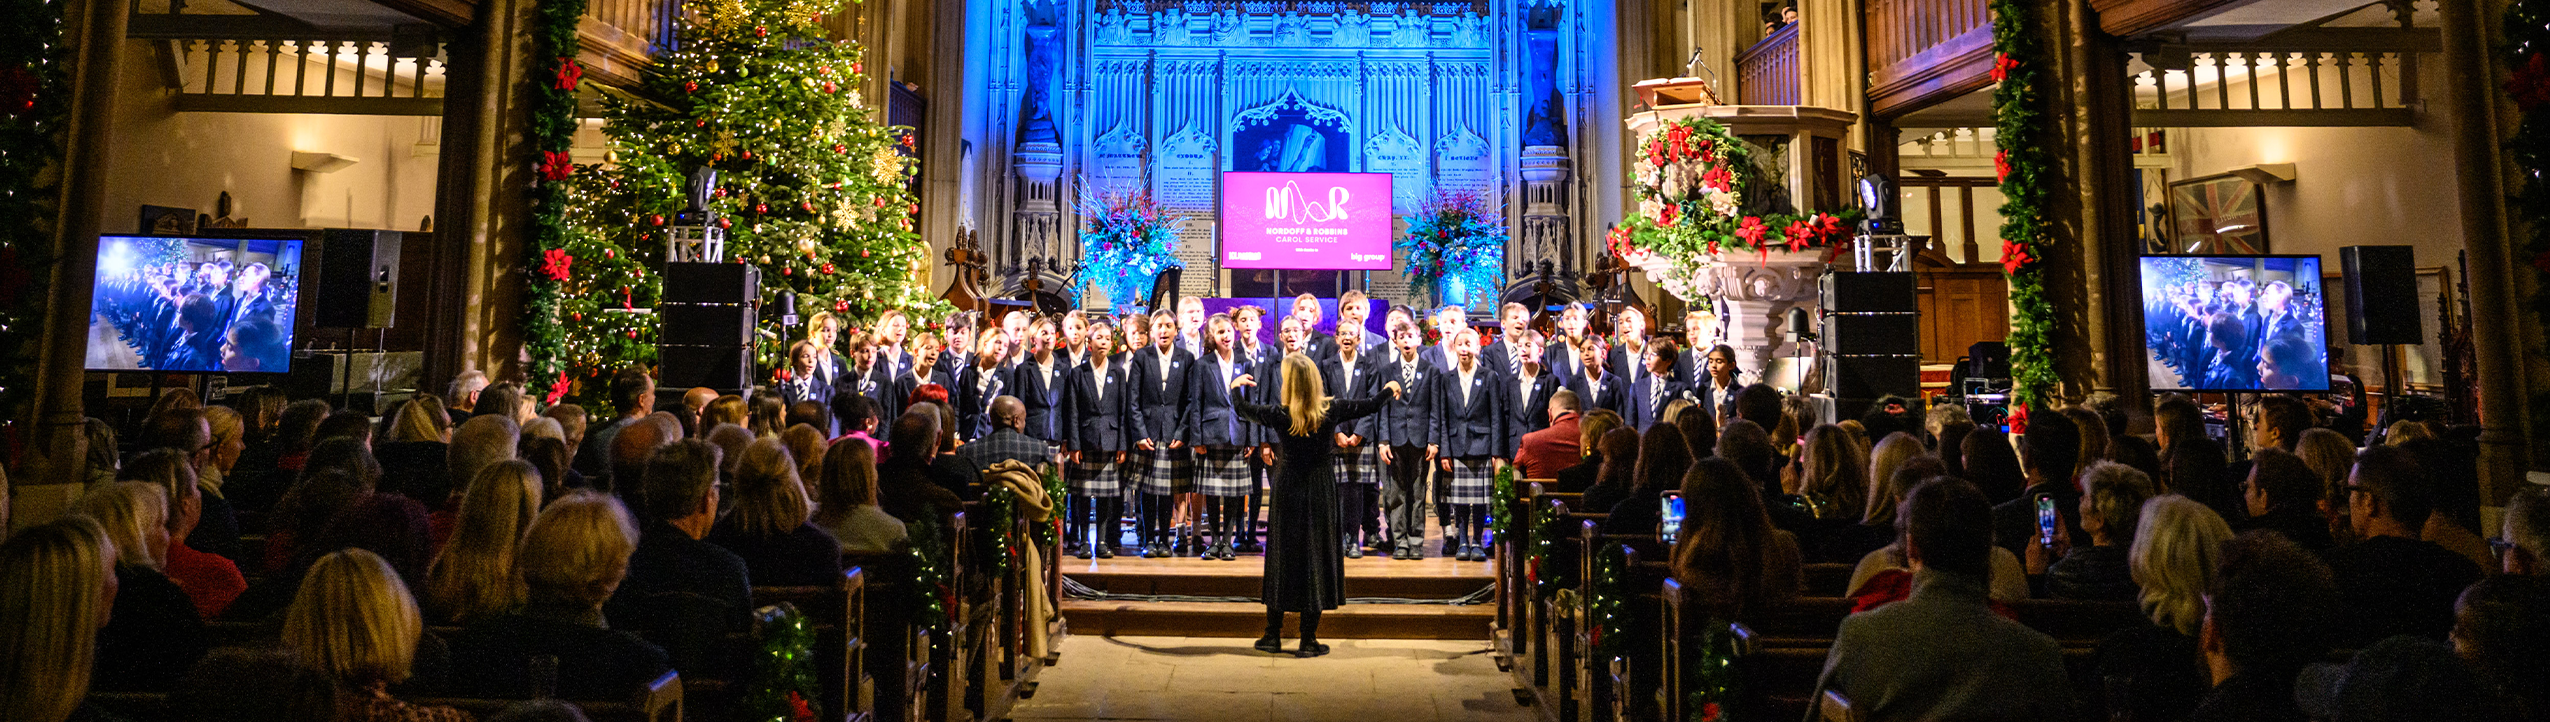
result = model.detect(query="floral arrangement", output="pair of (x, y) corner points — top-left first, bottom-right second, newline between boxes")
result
(1075, 177), (1181, 309)
(1608, 116), (1856, 277)
(1398, 189), (1508, 308)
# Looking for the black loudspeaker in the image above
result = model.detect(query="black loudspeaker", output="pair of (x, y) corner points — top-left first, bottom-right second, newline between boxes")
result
(662, 262), (761, 305)
(1825, 314), (1921, 355)
(659, 304), (755, 347)
(1821, 272), (1917, 313)
(657, 345), (752, 390)
(1826, 355), (1921, 399)
(2341, 245), (2421, 346)
(315, 229), (402, 328)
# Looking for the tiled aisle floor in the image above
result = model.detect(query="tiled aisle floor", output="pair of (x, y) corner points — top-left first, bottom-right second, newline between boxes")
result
(1010, 635), (1537, 722)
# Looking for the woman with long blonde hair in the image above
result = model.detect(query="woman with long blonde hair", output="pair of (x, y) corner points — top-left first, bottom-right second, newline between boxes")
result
(284, 548), (471, 721)
(1227, 352), (1401, 657)
(0, 518), (117, 722)
(423, 459), (542, 624)
(2098, 495), (2233, 721)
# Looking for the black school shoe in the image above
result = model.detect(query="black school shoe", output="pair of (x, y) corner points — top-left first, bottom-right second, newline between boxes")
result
(1255, 635), (1286, 654)
(1294, 641), (1331, 658)
(1096, 544), (1115, 559)
(1344, 540), (1364, 559)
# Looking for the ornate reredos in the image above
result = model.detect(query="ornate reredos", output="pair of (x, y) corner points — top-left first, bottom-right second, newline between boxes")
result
(1086, 0), (1493, 49)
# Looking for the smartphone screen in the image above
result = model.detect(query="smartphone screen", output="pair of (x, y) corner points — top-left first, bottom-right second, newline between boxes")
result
(2035, 496), (2059, 544)
(1660, 491), (1685, 545)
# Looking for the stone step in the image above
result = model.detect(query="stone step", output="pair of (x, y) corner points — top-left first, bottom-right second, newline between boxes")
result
(1060, 553), (1496, 601)
(1059, 599), (1493, 639)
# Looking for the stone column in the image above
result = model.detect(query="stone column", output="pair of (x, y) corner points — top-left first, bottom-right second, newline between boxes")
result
(2068, 0), (2147, 416)
(23, 0), (133, 509)
(428, 0), (533, 387)
(2437, 0), (2530, 497)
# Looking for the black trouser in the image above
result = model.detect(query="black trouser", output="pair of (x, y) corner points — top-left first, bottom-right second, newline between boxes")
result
(1265, 604), (1323, 642)
(1204, 496), (1248, 551)
(1070, 493), (1123, 551)
(1340, 483), (1377, 546)
(1244, 454), (1268, 548)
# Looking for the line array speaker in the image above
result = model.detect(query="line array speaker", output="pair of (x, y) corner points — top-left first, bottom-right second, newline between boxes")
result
(662, 263), (761, 305)
(2340, 245), (2421, 346)
(1820, 272), (1917, 313)
(658, 261), (760, 393)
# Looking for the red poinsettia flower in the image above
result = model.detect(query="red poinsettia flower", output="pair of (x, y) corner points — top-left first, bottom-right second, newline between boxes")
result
(1994, 150), (2013, 183)
(552, 58), (583, 90)
(2008, 404), (2031, 434)
(1656, 203), (1680, 227)
(2510, 53), (2550, 110)
(539, 151), (574, 181)
(0, 66), (39, 117)
(1701, 702), (1723, 721)
(788, 690), (817, 722)
(2001, 239), (2035, 275)
(545, 370), (570, 405)
(1990, 53), (2019, 83)
(1700, 165), (1734, 193)
(1817, 213), (1846, 238)
(775, 367), (794, 382)
(1735, 216), (1769, 245)
(1784, 219), (1816, 252)
(540, 248), (573, 281)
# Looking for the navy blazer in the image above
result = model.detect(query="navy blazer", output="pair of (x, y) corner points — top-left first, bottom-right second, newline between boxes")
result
(1566, 370), (1628, 420)
(1480, 339), (1528, 379)
(1009, 358), (1072, 443)
(1430, 364), (1506, 458)
(1502, 371), (1561, 456)
(886, 368), (953, 416)
(1372, 355), (1436, 448)
(1542, 340), (1591, 386)
(1181, 353), (1252, 449)
(1067, 359), (1139, 453)
(777, 376), (834, 417)
(1322, 353), (1385, 442)
(1127, 346), (1192, 447)
(869, 347), (915, 393)
(1623, 371), (1686, 431)
(954, 363), (1010, 440)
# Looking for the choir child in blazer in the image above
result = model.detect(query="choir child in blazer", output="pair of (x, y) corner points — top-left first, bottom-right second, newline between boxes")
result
(1541, 303), (1594, 385)
(1332, 290), (1382, 360)
(1175, 297), (1209, 359)
(1429, 328), (1505, 562)
(956, 330), (1013, 441)
(1128, 314), (1194, 557)
(1181, 314), (1255, 560)
(1373, 309), (1438, 560)
(844, 335), (890, 412)
(1010, 316), (1072, 446)
(938, 312), (978, 376)
(806, 312), (857, 397)
(1292, 294), (1339, 362)
(1418, 305), (1464, 373)
(1624, 338), (1687, 432)
(1478, 302), (1537, 381)
(1605, 306), (1651, 385)
(1674, 308), (1720, 384)
(1058, 310), (1091, 370)
(1501, 332), (1561, 459)
(780, 340), (837, 433)
(868, 309), (917, 394)
(1565, 335), (1628, 420)
(1322, 320), (1386, 557)
(1689, 343), (1747, 425)
(888, 334), (954, 416)
(1065, 320), (1139, 558)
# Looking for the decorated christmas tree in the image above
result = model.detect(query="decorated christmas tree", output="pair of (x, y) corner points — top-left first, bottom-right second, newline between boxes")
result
(528, 0), (942, 402)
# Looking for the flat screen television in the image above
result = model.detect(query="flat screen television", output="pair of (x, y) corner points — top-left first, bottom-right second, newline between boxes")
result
(2139, 254), (2328, 392)
(87, 235), (304, 373)
(1218, 171), (1395, 270)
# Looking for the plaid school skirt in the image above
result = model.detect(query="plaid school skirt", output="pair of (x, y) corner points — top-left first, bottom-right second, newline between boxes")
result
(1194, 447), (1257, 498)
(1332, 444), (1381, 485)
(1443, 457), (1495, 506)
(1068, 457), (1123, 497)
(1136, 447), (1191, 496)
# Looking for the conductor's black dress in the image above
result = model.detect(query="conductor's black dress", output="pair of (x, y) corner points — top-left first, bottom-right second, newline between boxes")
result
(1235, 396), (1393, 612)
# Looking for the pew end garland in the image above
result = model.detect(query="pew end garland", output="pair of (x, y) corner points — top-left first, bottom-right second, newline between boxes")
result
(1074, 177), (1182, 311)
(1488, 464), (1518, 537)
(1397, 188), (1508, 308)
(1990, 0), (2058, 412)
(745, 603), (823, 722)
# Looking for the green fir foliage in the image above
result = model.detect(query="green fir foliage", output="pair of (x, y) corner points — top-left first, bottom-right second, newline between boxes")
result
(1991, 0), (2059, 407)
(0, 0), (66, 417)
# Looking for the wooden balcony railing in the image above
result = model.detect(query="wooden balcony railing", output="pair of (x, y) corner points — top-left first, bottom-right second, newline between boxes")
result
(2132, 47), (2424, 126)
(1734, 23), (1801, 106)
(579, 0), (683, 87)
(1864, 0), (1994, 117)
(168, 35), (446, 115)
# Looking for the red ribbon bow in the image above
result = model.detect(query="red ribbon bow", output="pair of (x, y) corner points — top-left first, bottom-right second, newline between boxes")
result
(1989, 53), (2019, 83)
(552, 58), (583, 91)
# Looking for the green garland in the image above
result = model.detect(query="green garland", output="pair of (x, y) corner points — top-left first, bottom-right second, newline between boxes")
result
(1037, 464), (1065, 549)
(2506, 0), (2550, 430)
(906, 514), (952, 633)
(523, 0), (586, 404)
(745, 603), (822, 722)
(980, 484), (1016, 581)
(1488, 464), (1517, 536)
(1587, 541), (1627, 658)
(0, 0), (67, 420)
(1531, 496), (1568, 597)
(1991, 0), (2059, 409)
(1682, 620), (1746, 722)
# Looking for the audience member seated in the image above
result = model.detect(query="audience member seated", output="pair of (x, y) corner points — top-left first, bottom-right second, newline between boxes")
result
(605, 440), (753, 674)
(436, 416), (523, 551)
(236, 483), (441, 623)
(812, 440), (909, 553)
(1782, 425), (1870, 533)
(1991, 415), (2088, 558)
(82, 417), (119, 491)
(2294, 427), (2359, 546)
(140, 406), (243, 562)
(198, 405), (252, 562)
(1715, 420), (1782, 501)
(2028, 461), (2155, 601)
(2091, 495), (2234, 722)
(2293, 634), (2506, 721)
(788, 400), (832, 435)
(261, 447), (376, 576)
(237, 399), (335, 511)
(2322, 445), (2483, 647)
(1515, 390), (1584, 479)
(1599, 424), (1692, 536)
(2061, 406), (2110, 464)
(1807, 479), (2073, 721)
(708, 438), (844, 586)
(574, 367), (656, 491)
(782, 424), (830, 482)
(2234, 447), (2332, 551)
(919, 402), (986, 496)
(1829, 437), (1929, 565)
(0, 518), (118, 722)
(2452, 576), (2550, 720)
(544, 404), (591, 458)
(1672, 404), (1717, 466)
(376, 397), (454, 508)
(75, 481), (210, 692)
(607, 413), (683, 511)
(1957, 427), (2026, 505)
(170, 648), (342, 722)
(830, 394), (883, 453)
(448, 492), (671, 700)
(519, 436), (582, 501)
(1576, 427), (1641, 514)
(122, 448), (246, 619)
(959, 396), (1053, 472)
(283, 549), (470, 721)
(1548, 409), (1622, 494)
(1731, 383), (1784, 436)
(2189, 531), (2338, 722)
(1668, 457), (1802, 623)
(2105, 433), (2164, 482)
(2498, 487), (2549, 576)
(706, 424), (757, 481)
(878, 411), (966, 521)
(319, 409), (380, 450)
(1846, 469), (2031, 604)
(2156, 395), (2237, 522)
(425, 460), (543, 625)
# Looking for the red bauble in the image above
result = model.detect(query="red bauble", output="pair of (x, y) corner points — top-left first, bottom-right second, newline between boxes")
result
(821, 263), (836, 274)
(711, 153), (724, 162)
(832, 144), (847, 154)
(801, 201), (816, 213)
(834, 300), (850, 312)
(627, 330), (639, 339)
(860, 249), (870, 257)
(605, 248), (617, 259)
(572, 312), (583, 321)
(740, 150), (753, 161)
(851, 62), (863, 74)
(755, 25), (768, 36)
(754, 203), (769, 214)
(717, 218), (733, 229)
(684, 81), (699, 93)
(694, 119), (707, 127)
(711, 187), (727, 197)
(823, 81), (837, 94)
(782, 266), (793, 276)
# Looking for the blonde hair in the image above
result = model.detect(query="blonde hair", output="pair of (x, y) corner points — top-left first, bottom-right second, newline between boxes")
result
(2294, 427), (2357, 504)
(72, 482), (168, 570)
(730, 438), (814, 536)
(390, 396), (448, 443)
(1275, 353), (1331, 436)
(1863, 432), (1925, 523)
(423, 460), (541, 624)
(284, 549), (423, 688)
(2128, 495), (2232, 636)
(204, 405), (244, 455)
(119, 448), (199, 533)
(2383, 420), (2434, 445)
(813, 437), (881, 528)
(518, 491), (639, 608)
(0, 518), (115, 722)
(704, 394), (750, 432)
(522, 416), (566, 444)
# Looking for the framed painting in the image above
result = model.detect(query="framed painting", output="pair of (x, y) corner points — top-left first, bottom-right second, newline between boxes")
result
(2165, 173), (2267, 255)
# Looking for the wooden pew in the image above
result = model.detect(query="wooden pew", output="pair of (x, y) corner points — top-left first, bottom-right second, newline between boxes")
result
(89, 672), (685, 722)
(843, 551), (930, 722)
(1527, 502), (1604, 721)
(753, 567), (871, 722)
(1800, 563), (1856, 597)
(1601, 548), (1673, 722)
(1569, 525), (1666, 722)
(1492, 479), (1555, 672)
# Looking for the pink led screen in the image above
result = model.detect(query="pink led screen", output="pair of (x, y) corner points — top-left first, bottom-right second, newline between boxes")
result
(1217, 172), (1395, 270)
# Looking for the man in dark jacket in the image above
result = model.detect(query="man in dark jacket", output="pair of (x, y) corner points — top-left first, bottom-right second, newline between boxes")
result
(2320, 445), (2483, 647)
(1992, 414), (2090, 558)
(606, 439), (752, 675)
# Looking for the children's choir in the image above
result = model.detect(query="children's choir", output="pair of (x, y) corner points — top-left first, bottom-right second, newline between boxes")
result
(798, 294), (1749, 560)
